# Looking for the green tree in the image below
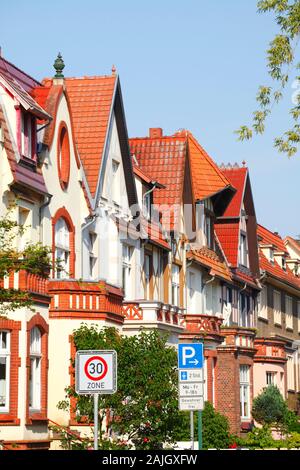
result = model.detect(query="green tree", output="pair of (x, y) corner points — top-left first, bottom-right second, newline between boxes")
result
(0, 211), (51, 314)
(236, 0), (300, 156)
(252, 385), (288, 427)
(58, 325), (185, 450)
(202, 401), (231, 450)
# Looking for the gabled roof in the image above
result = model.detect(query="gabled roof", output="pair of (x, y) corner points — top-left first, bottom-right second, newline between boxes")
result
(129, 132), (187, 230)
(0, 56), (40, 93)
(284, 236), (300, 257)
(65, 75), (117, 198)
(220, 166), (248, 218)
(258, 224), (288, 253)
(187, 246), (232, 282)
(129, 129), (235, 230)
(187, 133), (235, 206)
(258, 225), (300, 290)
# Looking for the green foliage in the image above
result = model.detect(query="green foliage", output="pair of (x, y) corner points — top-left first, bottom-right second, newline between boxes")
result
(239, 425), (281, 449)
(236, 0), (300, 156)
(59, 325), (183, 450)
(202, 401), (231, 450)
(0, 211), (51, 314)
(282, 408), (300, 433)
(252, 385), (288, 426)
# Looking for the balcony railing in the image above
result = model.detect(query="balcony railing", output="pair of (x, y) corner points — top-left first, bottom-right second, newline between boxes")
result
(180, 314), (223, 340)
(0, 270), (49, 299)
(122, 301), (184, 329)
(48, 280), (124, 324)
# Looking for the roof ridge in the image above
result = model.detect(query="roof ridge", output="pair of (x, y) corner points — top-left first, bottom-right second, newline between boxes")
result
(187, 133), (232, 188)
(258, 223), (283, 240)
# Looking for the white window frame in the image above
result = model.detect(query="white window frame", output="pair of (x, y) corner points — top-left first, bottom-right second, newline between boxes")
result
(55, 218), (70, 279)
(21, 111), (33, 159)
(0, 331), (10, 413)
(258, 286), (268, 320)
(88, 232), (97, 280)
(274, 290), (281, 325)
(144, 253), (151, 299)
(122, 244), (132, 299)
(266, 371), (277, 386)
(171, 264), (180, 307)
(287, 354), (295, 391)
(143, 193), (151, 221)
(112, 159), (120, 203)
(239, 232), (249, 267)
(240, 365), (250, 420)
(286, 296), (293, 330)
(29, 327), (42, 412)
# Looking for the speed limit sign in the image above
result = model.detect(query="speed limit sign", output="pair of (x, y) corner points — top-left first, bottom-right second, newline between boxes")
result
(75, 350), (117, 395)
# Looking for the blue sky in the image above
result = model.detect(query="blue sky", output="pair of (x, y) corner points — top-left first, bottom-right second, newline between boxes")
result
(2, 0), (299, 237)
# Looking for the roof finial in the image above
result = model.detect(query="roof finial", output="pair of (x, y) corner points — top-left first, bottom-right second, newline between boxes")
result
(53, 52), (65, 79)
(111, 64), (117, 76)
(242, 160), (246, 167)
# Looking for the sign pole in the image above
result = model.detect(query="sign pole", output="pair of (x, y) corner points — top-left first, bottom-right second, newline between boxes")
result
(94, 393), (99, 450)
(190, 410), (194, 450)
(198, 410), (202, 450)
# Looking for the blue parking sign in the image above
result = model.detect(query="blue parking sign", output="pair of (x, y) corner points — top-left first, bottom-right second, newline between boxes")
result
(178, 343), (203, 369)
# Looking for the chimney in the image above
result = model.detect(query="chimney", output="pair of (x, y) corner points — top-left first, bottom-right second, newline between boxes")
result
(149, 128), (163, 139)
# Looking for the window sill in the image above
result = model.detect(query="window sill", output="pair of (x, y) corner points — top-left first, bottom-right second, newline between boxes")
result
(0, 414), (20, 426)
(19, 155), (37, 169)
(26, 413), (48, 425)
(274, 322), (282, 327)
(258, 316), (268, 323)
(286, 327), (294, 332)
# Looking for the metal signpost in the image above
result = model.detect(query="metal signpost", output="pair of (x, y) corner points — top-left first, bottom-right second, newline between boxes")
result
(75, 350), (117, 450)
(178, 344), (204, 450)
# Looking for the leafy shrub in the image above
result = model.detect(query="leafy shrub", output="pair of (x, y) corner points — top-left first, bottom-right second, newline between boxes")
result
(202, 402), (231, 449)
(252, 385), (288, 427)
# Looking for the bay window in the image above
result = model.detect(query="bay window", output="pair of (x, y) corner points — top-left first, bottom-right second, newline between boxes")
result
(0, 331), (10, 412)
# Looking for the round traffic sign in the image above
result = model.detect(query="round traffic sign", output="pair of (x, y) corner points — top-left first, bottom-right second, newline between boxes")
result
(84, 356), (108, 381)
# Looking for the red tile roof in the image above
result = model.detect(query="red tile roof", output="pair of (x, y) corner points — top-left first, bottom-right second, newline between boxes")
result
(257, 225), (300, 289)
(258, 224), (287, 253)
(65, 75), (117, 198)
(187, 246), (232, 282)
(220, 167), (248, 218)
(187, 133), (232, 201)
(129, 133), (187, 230)
(214, 222), (240, 267)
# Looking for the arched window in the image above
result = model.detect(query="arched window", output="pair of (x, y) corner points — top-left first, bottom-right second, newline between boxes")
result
(55, 218), (70, 279)
(29, 327), (42, 411)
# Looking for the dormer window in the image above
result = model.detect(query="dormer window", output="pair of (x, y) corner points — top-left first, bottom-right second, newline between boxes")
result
(239, 232), (249, 267)
(269, 248), (274, 263)
(282, 257), (286, 271)
(18, 108), (37, 160)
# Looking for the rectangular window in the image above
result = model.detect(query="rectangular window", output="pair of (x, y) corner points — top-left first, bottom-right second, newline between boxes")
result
(18, 205), (32, 251)
(143, 193), (151, 220)
(122, 244), (132, 299)
(239, 233), (249, 267)
(144, 253), (151, 299)
(29, 328), (41, 411)
(274, 290), (281, 325)
(88, 232), (97, 280)
(239, 293), (251, 327)
(286, 296), (293, 330)
(266, 371), (277, 386)
(204, 215), (212, 249)
(112, 160), (120, 202)
(258, 286), (268, 320)
(171, 264), (180, 307)
(20, 111), (36, 159)
(240, 365), (250, 420)
(287, 355), (295, 391)
(0, 331), (10, 412)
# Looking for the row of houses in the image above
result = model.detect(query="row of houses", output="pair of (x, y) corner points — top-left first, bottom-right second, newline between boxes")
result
(0, 53), (299, 449)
